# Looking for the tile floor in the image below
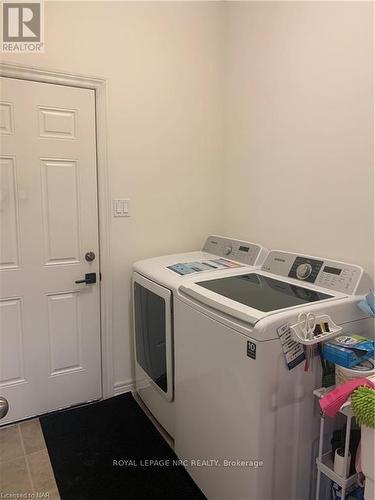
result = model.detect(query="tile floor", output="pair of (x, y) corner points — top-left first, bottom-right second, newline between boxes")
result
(0, 419), (60, 498)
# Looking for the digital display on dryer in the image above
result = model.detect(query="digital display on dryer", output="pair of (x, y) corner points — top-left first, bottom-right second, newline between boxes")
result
(239, 246), (249, 252)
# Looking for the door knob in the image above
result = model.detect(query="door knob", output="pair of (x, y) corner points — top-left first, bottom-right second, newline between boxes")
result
(75, 273), (97, 285)
(0, 397), (9, 419)
(85, 251), (96, 262)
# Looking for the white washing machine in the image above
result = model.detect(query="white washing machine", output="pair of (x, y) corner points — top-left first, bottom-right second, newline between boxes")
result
(132, 235), (268, 437)
(174, 250), (373, 500)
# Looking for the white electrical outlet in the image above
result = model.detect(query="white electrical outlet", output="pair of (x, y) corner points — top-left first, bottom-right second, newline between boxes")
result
(113, 199), (130, 217)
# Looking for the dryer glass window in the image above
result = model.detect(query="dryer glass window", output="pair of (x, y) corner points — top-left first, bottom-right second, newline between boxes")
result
(134, 283), (168, 392)
(196, 273), (333, 312)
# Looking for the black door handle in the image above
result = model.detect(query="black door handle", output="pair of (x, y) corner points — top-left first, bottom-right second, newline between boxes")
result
(75, 273), (97, 285)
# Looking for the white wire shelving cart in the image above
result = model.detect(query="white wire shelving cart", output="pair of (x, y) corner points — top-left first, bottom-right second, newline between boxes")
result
(313, 387), (358, 500)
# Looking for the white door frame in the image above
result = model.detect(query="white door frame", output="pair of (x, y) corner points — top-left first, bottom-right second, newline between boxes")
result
(0, 62), (114, 400)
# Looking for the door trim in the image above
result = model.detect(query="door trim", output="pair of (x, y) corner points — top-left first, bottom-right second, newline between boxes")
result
(0, 63), (114, 399)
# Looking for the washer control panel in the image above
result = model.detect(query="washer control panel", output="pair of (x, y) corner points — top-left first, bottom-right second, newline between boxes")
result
(315, 265), (362, 293)
(262, 251), (363, 294)
(203, 236), (266, 266)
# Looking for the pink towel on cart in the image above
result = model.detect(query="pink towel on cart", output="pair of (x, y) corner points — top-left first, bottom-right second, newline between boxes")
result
(319, 378), (374, 417)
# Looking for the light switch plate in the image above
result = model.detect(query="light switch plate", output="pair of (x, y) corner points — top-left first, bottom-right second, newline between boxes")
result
(113, 198), (130, 217)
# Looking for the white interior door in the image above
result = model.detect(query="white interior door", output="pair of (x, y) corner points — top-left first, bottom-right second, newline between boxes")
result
(0, 77), (101, 424)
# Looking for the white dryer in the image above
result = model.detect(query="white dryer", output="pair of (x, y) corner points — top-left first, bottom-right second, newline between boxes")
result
(132, 236), (268, 437)
(174, 250), (373, 500)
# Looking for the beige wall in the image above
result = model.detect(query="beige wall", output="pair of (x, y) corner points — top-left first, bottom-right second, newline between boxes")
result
(222, 1), (374, 281)
(1, 1), (224, 390)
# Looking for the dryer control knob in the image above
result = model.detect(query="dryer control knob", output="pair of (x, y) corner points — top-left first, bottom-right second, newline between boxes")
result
(296, 263), (312, 280)
(224, 246), (233, 256)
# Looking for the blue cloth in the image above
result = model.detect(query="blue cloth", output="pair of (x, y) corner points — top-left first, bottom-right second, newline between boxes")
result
(358, 291), (375, 317)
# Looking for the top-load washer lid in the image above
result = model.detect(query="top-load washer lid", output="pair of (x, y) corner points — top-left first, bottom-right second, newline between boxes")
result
(179, 272), (339, 326)
(196, 273), (333, 312)
(179, 250), (365, 326)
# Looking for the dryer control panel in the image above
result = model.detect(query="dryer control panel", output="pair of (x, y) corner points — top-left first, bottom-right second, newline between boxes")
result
(203, 236), (267, 266)
(261, 251), (363, 294)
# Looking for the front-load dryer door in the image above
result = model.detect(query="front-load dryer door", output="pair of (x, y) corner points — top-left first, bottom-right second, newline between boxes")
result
(133, 273), (173, 401)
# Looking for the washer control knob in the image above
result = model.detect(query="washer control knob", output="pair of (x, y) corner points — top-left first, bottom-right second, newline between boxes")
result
(296, 263), (312, 280)
(224, 246), (232, 256)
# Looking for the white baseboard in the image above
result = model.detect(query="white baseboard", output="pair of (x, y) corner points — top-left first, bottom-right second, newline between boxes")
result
(113, 379), (134, 396)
